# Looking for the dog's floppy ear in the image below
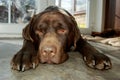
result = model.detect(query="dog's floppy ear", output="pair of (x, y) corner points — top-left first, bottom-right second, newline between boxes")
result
(62, 9), (81, 48)
(71, 17), (81, 49)
(22, 15), (37, 42)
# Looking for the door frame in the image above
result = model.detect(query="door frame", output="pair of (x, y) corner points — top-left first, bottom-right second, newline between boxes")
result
(104, 0), (116, 30)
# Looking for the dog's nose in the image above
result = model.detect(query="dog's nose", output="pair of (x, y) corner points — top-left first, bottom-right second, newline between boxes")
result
(42, 46), (56, 57)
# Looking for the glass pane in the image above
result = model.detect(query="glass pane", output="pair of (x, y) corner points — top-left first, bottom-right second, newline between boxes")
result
(0, 0), (8, 23)
(11, 0), (36, 23)
(61, 0), (72, 13)
(74, 0), (88, 28)
(76, 0), (87, 12)
(74, 14), (86, 28)
(55, 0), (59, 6)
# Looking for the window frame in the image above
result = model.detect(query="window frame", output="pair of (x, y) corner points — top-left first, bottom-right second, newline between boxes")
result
(56, 0), (87, 15)
(0, 0), (37, 24)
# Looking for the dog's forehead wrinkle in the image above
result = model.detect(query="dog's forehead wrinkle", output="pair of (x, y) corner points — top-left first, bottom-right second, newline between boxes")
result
(39, 14), (68, 29)
(41, 11), (67, 21)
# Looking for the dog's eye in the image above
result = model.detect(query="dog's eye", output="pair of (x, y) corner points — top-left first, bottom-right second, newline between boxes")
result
(57, 29), (67, 34)
(40, 30), (45, 34)
(35, 29), (45, 36)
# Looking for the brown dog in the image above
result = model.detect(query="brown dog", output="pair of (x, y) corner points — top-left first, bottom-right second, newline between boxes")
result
(92, 28), (120, 38)
(11, 6), (112, 71)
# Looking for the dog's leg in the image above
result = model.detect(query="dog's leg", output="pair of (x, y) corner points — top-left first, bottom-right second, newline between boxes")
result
(11, 40), (39, 71)
(75, 38), (112, 70)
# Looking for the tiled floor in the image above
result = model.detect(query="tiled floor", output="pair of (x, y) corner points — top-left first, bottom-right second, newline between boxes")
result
(0, 39), (120, 80)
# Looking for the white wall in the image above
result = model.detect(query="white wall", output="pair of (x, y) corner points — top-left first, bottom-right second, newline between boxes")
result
(90, 0), (105, 32)
(80, 0), (105, 34)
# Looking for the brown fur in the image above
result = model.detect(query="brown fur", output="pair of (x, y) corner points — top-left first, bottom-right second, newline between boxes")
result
(92, 29), (120, 38)
(11, 6), (112, 71)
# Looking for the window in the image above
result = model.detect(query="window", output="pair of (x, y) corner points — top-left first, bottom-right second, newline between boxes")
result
(0, 0), (36, 23)
(55, 0), (73, 13)
(55, 0), (88, 28)
(75, 0), (86, 12)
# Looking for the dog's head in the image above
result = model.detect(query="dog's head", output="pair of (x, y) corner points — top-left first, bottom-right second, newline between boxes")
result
(22, 6), (80, 64)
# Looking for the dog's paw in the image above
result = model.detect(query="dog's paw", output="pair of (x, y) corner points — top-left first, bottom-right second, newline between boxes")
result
(83, 53), (112, 70)
(11, 50), (39, 71)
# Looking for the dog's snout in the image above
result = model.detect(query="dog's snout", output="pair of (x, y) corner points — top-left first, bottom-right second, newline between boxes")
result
(41, 46), (56, 57)
(39, 33), (64, 64)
